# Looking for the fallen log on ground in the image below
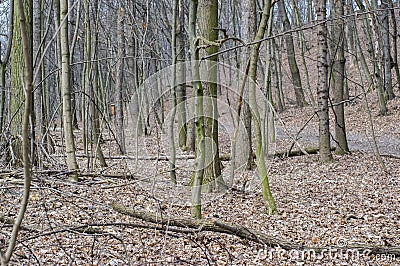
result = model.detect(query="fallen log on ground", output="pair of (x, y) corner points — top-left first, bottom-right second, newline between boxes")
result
(52, 153), (231, 161)
(111, 202), (400, 256)
(51, 147), (332, 162)
(274, 147), (336, 158)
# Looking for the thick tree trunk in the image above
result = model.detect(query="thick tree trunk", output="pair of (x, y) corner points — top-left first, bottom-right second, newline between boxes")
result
(1, 0), (33, 263)
(198, 0), (225, 192)
(316, 0), (332, 162)
(10, 0), (31, 164)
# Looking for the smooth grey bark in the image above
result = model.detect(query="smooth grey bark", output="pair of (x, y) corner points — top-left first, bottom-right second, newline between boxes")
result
(316, 0), (332, 162)
(60, 0), (79, 180)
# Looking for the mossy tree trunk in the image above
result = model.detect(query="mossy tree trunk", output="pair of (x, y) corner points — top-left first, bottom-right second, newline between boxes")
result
(248, 0), (277, 215)
(198, 0), (225, 192)
(10, 0), (32, 164)
(0, 0), (33, 263)
(189, 0), (205, 219)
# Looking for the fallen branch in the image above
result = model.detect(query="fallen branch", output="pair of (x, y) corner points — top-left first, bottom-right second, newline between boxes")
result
(274, 146), (336, 158)
(111, 202), (400, 256)
(111, 202), (230, 234)
(51, 154), (232, 161)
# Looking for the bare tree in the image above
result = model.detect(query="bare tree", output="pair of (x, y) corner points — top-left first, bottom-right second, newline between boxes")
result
(60, 0), (79, 180)
(189, 0), (205, 219)
(198, 0), (225, 192)
(0, 0), (33, 263)
(332, 0), (349, 154)
(381, 0), (395, 100)
(248, 0), (277, 214)
(0, 0), (13, 132)
(316, 0), (332, 162)
(278, 0), (307, 107)
(115, 5), (126, 154)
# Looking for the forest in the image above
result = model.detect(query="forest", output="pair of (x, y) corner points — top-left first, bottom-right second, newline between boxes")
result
(0, 0), (400, 264)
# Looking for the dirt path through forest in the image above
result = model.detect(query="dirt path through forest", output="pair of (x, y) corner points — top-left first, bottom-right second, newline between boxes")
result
(276, 126), (400, 156)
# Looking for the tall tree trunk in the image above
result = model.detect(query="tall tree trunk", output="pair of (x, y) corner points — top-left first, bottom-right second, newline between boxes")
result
(115, 6), (126, 154)
(239, 0), (255, 171)
(189, 0), (205, 219)
(170, 0), (178, 184)
(0, 0), (13, 133)
(389, 0), (400, 94)
(198, 0), (225, 192)
(248, 0), (277, 215)
(176, 0), (187, 148)
(33, 0), (43, 166)
(271, 37), (285, 112)
(382, 0), (395, 100)
(291, 0), (316, 106)
(316, 0), (333, 162)
(355, 0), (387, 115)
(1, 0), (32, 263)
(10, 0), (32, 164)
(332, 0), (349, 154)
(90, 0), (107, 167)
(60, 0), (79, 180)
(278, 0), (306, 107)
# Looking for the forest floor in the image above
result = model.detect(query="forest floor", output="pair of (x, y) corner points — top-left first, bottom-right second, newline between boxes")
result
(1, 96), (400, 265)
